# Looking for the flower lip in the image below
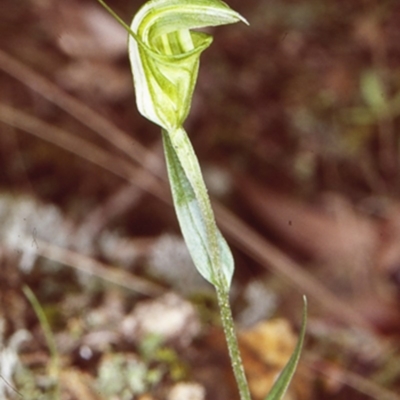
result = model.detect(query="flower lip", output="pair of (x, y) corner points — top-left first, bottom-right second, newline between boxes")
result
(140, 33), (213, 61)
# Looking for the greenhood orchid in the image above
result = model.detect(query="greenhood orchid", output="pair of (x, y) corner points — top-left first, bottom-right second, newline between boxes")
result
(128, 0), (248, 131)
(96, 1), (306, 400)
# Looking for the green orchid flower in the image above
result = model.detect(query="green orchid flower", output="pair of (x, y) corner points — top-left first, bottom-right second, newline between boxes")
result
(128, 0), (248, 131)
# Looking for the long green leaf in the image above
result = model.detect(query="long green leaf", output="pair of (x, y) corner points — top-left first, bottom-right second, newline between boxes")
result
(264, 296), (307, 400)
(162, 129), (234, 289)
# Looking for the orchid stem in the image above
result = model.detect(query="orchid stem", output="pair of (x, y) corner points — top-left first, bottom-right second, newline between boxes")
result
(216, 283), (252, 400)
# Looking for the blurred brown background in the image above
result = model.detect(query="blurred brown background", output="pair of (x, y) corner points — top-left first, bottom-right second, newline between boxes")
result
(1, 0), (400, 399)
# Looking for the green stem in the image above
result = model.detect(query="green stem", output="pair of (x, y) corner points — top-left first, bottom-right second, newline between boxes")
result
(216, 284), (252, 400)
(166, 127), (251, 400)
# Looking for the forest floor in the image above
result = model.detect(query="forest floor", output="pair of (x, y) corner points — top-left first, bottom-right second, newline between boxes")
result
(1, 0), (400, 399)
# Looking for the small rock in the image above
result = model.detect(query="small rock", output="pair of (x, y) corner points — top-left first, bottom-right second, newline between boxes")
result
(167, 382), (205, 400)
(122, 293), (201, 346)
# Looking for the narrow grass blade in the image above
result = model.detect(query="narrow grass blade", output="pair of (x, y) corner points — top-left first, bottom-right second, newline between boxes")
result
(264, 296), (307, 400)
(23, 285), (61, 399)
